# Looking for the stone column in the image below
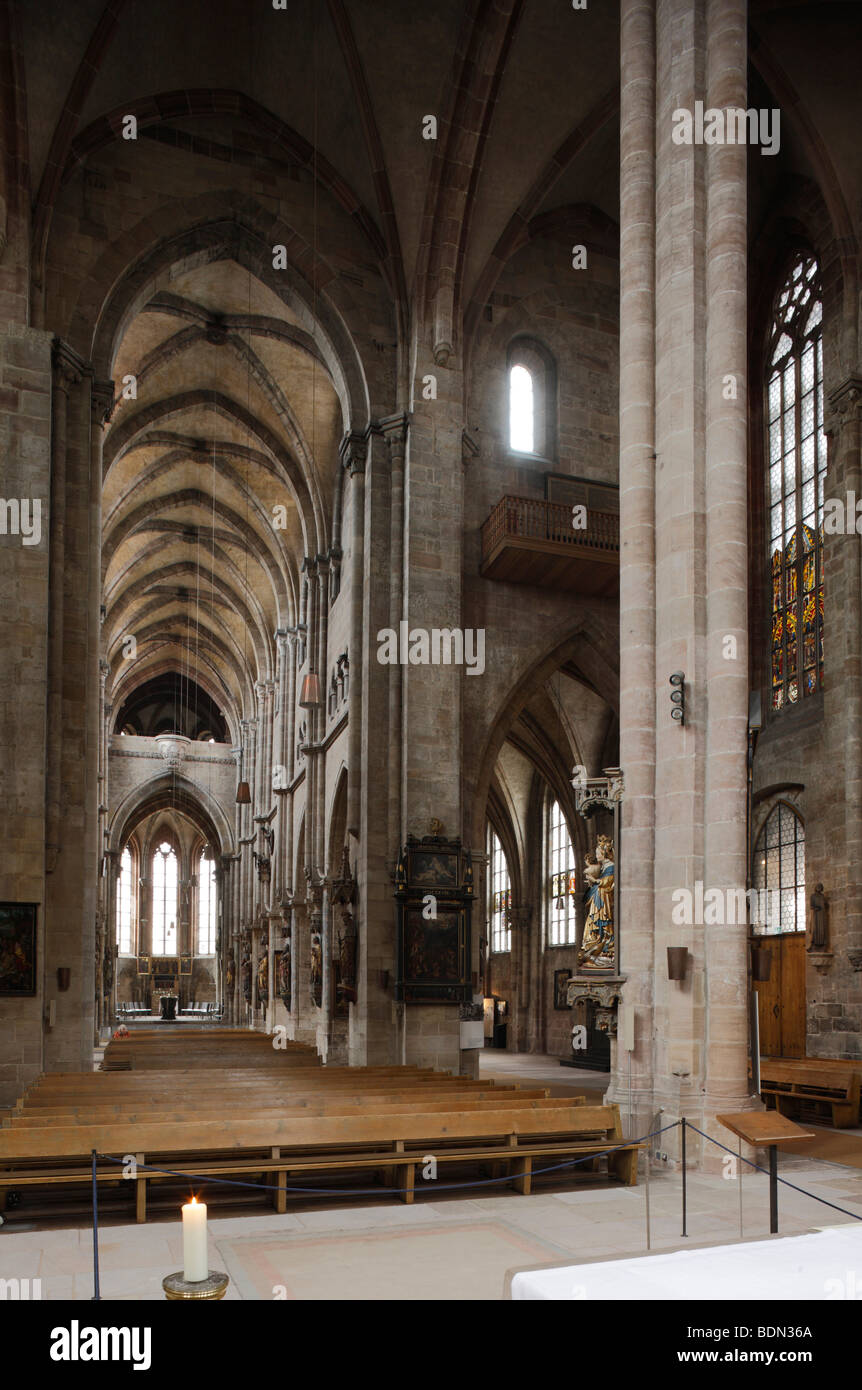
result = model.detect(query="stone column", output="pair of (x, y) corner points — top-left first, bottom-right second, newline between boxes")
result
(611, 0), (657, 1126)
(314, 558), (330, 874)
(613, 0), (752, 1157)
(702, 0), (751, 1124)
(383, 416), (408, 851)
(272, 632), (288, 900)
(828, 381), (862, 970)
(341, 433), (366, 839)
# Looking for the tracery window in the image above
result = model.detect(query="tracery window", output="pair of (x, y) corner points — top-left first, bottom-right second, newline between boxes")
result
(547, 799), (577, 946)
(751, 803), (805, 936)
(152, 841), (178, 954)
(116, 846), (135, 954)
(767, 254), (825, 709)
(487, 828), (512, 954)
(197, 850), (217, 956)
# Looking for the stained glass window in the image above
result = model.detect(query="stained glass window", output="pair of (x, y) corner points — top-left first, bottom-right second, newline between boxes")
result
(751, 804), (805, 936)
(152, 841), (178, 954)
(487, 828), (512, 954)
(767, 255), (825, 709)
(548, 799), (576, 946)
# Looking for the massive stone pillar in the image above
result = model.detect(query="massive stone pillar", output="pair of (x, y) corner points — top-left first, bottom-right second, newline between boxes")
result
(612, 0), (658, 1131)
(702, 0), (751, 1127)
(355, 426), (397, 1065)
(614, 0), (753, 1156)
(828, 381), (862, 974)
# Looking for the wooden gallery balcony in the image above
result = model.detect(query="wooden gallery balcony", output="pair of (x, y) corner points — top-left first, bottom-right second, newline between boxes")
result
(480, 495), (619, 597)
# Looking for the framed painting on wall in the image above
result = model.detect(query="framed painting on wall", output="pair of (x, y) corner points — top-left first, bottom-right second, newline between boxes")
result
(401, 905), (469, 1003)
(0, 902), (37, 996)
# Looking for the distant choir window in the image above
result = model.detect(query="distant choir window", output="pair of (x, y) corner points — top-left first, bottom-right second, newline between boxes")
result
(152, 842), (178, 955)
(197, 851), (217, 955)
(487, 829), (512, 954)
(548, 799), (577, 946)
(509, 363), (535, 453)
(116, 846), (134, 954)
(751, 803), (805, 935)
(767, 254), (825, 709)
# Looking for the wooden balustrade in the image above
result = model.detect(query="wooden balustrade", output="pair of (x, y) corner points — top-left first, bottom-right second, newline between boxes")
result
(480, 496), (619, 595)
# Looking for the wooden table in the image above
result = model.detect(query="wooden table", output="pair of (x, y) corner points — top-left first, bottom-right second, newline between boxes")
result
(717, 1110), (814, 1234)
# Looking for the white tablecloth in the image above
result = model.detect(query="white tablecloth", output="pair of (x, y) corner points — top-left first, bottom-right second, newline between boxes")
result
(509, 1225), (862, 1300)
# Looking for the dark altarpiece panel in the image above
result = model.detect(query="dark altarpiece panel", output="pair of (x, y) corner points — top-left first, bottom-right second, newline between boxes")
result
(395, 834), (473, 1004)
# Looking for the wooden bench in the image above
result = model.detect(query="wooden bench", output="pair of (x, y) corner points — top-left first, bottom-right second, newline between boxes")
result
(0, 1082), (635, 1221)
(759, 1058), (861, 1129)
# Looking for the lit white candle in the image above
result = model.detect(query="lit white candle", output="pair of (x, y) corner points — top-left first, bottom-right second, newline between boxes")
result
(182, 1197), (208, 1282)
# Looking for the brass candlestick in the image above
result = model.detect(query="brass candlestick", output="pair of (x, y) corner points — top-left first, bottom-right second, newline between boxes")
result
(162, 1270), (229, 1301)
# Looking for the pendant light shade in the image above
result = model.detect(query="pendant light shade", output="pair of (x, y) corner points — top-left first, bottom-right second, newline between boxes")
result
(299, 672), (322, 707)
(235, 781), (251, 805)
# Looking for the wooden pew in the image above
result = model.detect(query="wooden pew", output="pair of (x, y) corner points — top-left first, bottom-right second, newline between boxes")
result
(759, 1058), (861, 1128)
(0, 1085), (634, 1221)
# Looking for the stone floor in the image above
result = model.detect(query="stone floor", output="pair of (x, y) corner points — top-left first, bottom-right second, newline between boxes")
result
(1, 1158), (859, 1300)
(3, 1050), (861, 1300)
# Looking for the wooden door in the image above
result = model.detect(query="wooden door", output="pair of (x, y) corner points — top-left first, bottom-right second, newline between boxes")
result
(754, 933), (806, 1058)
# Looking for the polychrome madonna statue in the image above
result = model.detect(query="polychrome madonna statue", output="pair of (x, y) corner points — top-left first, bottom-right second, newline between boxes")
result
(577, 834), (615, 971)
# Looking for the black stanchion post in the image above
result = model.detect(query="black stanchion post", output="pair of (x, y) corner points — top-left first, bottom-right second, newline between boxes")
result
(91, 1150), (101, 1301)
(681, 1118), (687, 1237)
(769, 1145), (779, 1234)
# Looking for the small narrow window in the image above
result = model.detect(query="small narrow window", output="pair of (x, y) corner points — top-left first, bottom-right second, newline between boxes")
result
(548, 800), (577, 946)
(197, 851), (217, 955)
(116, 846), (134, 954)
(509, 363), (535, 453)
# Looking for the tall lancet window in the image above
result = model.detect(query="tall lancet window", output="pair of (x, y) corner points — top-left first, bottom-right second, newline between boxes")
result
(116, 846), (134, 954)
(198, 850), (217, 956)
(509, 363), (535, 453)
(547, 799), (577, 946)
(767, 254), (825, 710)
(487, 828), (512, 954)
(152, 842), (178, 954)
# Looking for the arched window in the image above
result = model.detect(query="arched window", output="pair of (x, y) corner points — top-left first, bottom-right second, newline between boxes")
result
(767, 254), (825, 710)
(197, 850), (217, 955)
(507, 338), (557, 458)
(116, 846), (135, 954)
(509, 363), (535, 453)
(152, 841), (178, 954)
(486, 828), (512, 954)
(547, 799), (577, 946)
(751, 803), (805, 935)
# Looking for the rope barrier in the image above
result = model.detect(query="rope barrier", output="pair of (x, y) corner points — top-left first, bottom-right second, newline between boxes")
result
(683, 1119), (862, 1224)
(94, 1119), (683, 1199)
(84, 1113), (862, 1300)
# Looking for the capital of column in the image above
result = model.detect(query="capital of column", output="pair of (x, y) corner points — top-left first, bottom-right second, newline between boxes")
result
(90, 377), (116, 426)
(340, 429), (367, 477)
(380, 411), (409, 454)
(826, 376), (862, 435)
(52, 339), (86, 391)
